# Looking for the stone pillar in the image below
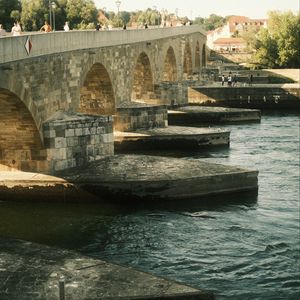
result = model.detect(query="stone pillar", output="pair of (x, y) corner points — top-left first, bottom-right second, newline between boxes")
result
(43, 111), (114, 173)
(115, 103), (168, 132)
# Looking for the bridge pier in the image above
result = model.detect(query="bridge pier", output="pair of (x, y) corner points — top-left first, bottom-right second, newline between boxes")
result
(43, 111), (114, 173)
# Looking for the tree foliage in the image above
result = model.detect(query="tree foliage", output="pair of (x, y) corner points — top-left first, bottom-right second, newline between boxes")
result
(0, 0), (21, 30)
(194, 14), (226, 31)
(253, 11), (300, 68)
(66, 0), (97, 29)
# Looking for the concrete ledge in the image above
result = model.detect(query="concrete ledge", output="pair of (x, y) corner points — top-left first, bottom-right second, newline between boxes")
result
(188, 85), (300, 109)
(60, 155), (258, 201)
(114, 126), (230, 151)
(0, 155), (258, 201)
(168, 106), (261, 125)
(0, 237), (214, 300)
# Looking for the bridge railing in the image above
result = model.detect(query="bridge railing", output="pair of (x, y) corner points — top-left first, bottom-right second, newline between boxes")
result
(0, 25), (206, 64)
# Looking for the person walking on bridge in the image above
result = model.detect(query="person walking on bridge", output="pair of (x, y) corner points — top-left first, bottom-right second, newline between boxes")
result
(0, 24), (6, 37)
(11, 22), (21, 36)
(221, 74), (226, 86)
(40, 21), (52, 32)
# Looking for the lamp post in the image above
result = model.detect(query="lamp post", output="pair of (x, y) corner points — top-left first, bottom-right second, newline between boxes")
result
(161, 8), (167, 27)
(115, 0), (121, 15)
(51, 2), (56, 31)
(49, 0), (52, 29)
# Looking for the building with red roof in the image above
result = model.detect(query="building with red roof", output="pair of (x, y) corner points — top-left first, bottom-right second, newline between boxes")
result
(207, 15), (268, 51)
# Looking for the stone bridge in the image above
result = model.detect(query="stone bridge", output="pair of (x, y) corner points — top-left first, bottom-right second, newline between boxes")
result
(0, 26), (207, 173)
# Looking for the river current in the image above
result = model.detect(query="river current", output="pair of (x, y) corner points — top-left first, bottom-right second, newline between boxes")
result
(0, 111), (299, 299)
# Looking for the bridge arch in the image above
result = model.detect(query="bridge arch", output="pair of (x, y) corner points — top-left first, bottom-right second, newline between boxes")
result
(183, 41), (193, 79)
(131, 51), (154, 102)
(79, 63), (115, 115)
(0, 88), (46, 171)
(163, 46), (178, 82)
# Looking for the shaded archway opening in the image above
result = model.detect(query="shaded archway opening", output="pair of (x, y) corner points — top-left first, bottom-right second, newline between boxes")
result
(202, 45), (207, 67)
(131, 52), (154, 102)
(195, 41), (201, 71)
(163, 46), (178, 82)
(79, 63), (115, 115)
(0, 89), (46, 171)
(183, 42), (193, 79)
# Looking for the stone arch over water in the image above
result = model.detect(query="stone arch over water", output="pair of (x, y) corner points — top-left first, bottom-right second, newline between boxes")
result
(163, 46), (178, 82)
(0, 88), (46, 171)
(79, 63), (115, 115)
(195, 41), (201, 72)
(202, 44), (206, 67)
(131, 52), (154, 102)
(183, 41), (193, 79)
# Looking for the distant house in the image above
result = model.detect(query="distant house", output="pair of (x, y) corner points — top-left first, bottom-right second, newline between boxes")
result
(207, 15), (267, 51)
(213, 37), (247, 52)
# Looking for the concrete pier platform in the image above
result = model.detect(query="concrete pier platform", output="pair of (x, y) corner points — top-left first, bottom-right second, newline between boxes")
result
(168, 106), (261, 125)
(0, 237), (214, 299)
(0, 155), (258, 201)
(114, 126), (230, 151)
(188, 84), (300, 109)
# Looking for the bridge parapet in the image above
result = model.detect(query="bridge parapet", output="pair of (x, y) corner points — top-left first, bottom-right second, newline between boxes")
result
(0, 25), (206, 64)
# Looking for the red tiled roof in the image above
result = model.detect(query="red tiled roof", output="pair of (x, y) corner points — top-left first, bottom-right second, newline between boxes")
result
(227, 15), (267, 32)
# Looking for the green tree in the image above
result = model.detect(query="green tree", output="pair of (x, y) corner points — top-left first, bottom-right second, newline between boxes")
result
(241, 27), (258, 51)
(253, 28), (278, 68)
(0, 0), (21, 30)
(20, 0), (48, 31)
(119, 11), (130, 26)
(66, 0), (97, 29)
(10, 10), (21, 22)
(253, 11), (300, 68)
(193, 14), (226, 31)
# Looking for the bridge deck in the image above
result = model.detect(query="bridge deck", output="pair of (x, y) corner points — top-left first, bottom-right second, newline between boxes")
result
(0, 25), (205, 64)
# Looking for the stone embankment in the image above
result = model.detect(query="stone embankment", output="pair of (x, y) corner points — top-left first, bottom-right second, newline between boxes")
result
(0, 237), (215, 300)
(0, 155), (258, 201)
(114, 126), (230, 151)
(188, 84), (300, 109)
(168, 106), (261, 125)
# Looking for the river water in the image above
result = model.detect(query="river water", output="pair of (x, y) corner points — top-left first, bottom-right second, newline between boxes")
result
(0, 111), (299, 299)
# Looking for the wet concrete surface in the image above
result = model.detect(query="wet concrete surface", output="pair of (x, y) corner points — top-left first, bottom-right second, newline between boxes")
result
(0, 155), (258, 202)
(168, 106), (261, 125)
(0, 237), (215, 300)
(114, 126), (230, 151)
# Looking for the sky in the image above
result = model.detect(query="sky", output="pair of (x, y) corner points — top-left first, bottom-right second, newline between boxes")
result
(94, 0), (299, 19)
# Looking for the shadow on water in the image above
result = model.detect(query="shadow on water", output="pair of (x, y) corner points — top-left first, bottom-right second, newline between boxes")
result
(114, 145), (231, 158)
(0, 188), (258, 250)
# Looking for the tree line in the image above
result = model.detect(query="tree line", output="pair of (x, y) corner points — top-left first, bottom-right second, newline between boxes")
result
(0, 0), (188, 31)
(252, 11), (300, 68)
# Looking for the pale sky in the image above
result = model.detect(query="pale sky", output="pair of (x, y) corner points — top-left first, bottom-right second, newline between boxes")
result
(94, 0), (299, 19)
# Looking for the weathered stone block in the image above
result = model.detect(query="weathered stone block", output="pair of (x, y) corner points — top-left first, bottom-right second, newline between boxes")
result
(55, 137), (67, 148)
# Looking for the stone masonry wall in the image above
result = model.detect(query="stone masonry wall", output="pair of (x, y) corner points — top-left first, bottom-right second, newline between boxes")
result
(115, 103), (168, 132)
(43, 112), (114, 173)
(0, 90), (48, 172)
(155, 82), (189, 106)
(188, 86), (300, 109)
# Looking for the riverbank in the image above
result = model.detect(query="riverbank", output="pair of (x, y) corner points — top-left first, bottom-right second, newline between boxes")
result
(0, 237), (214, 300)
(189, 84), (300, 109)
